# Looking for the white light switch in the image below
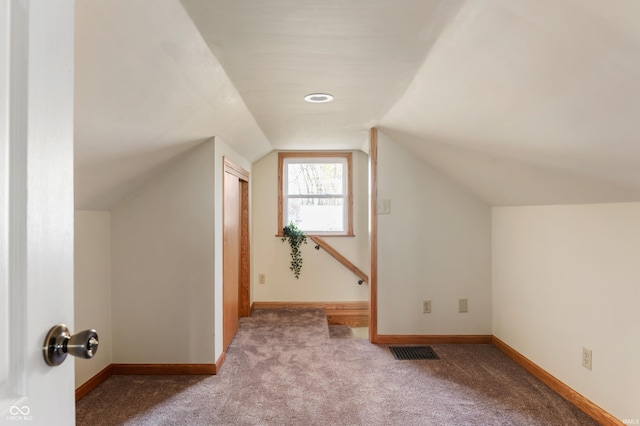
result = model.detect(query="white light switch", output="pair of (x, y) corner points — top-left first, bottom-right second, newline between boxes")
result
(378, 199), (391, 214)
(582, 347), (592, 370)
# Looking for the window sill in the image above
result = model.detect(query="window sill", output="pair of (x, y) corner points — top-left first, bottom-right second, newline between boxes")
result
(276, 233), (355, 238)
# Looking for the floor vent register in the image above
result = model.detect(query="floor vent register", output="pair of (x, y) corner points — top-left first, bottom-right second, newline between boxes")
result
(389, 346), (440, 360)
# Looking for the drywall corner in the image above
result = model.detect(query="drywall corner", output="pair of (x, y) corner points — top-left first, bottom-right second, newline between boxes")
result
(75, 210), (112, 388)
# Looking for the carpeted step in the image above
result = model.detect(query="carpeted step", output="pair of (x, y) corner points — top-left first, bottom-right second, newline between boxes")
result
(328, 325), (354, 339)
(231, 308), (330, 347)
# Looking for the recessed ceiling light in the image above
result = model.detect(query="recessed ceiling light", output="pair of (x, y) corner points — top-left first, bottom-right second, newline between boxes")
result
(304, 93), (334, 103)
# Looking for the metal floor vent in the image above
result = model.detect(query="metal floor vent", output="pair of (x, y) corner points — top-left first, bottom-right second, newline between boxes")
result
(389, 346), (440, 360)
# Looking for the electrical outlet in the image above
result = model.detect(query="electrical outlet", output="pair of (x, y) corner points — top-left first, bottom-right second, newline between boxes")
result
(422, 300), (431, 314)
(258, 274), (266, 285)
(459, 298), (468, 313)
(582, 347), (592, 370)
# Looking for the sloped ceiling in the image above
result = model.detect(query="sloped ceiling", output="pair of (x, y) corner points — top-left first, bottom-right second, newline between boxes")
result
(180, 0), (464, 150)
(380, 0), (640, 205)
(74, 0), (271, 209)
(74, 0), (640, 209)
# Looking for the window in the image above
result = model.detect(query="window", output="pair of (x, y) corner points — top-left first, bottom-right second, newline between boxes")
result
(278, 152), (353, 236)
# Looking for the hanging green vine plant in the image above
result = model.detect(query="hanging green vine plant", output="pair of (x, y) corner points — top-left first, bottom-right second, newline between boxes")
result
(281, 222), (307, 279)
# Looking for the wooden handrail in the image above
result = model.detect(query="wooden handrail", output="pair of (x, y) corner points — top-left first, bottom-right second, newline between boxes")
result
(309, 236), (368, 284)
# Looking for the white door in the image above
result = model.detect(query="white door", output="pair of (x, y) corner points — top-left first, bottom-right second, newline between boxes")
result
(1, 1), (76, 424)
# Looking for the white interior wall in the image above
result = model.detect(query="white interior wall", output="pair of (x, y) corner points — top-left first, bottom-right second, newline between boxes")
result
(376, 131), (492, 334)
(492, 203), (640, 421)
(212, 138), (252, 362)
(110, 141), (216, 364)
(76, 125), (636, 423)
(74, 210), (112, 388)
(251, 150), (369, 302)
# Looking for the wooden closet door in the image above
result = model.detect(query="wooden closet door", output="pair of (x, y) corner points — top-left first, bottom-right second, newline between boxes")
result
(223, 171), (241, 351)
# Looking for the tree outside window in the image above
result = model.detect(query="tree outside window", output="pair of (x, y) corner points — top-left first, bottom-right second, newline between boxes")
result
(278, 152), (353, 236)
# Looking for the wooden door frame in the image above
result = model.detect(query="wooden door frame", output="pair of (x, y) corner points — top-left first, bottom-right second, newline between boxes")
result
(369, 128), (378, 342)
(223, 157), (251, 318)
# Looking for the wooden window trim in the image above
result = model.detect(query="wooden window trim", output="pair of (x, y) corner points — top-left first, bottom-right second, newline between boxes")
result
(277, 151), (354, 237)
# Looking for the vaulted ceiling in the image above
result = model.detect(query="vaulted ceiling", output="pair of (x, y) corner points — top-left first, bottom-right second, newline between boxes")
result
(74, 0), (640, 209)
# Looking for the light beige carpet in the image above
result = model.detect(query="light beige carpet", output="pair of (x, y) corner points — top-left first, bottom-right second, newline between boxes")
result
(76, 309), (597, 425)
